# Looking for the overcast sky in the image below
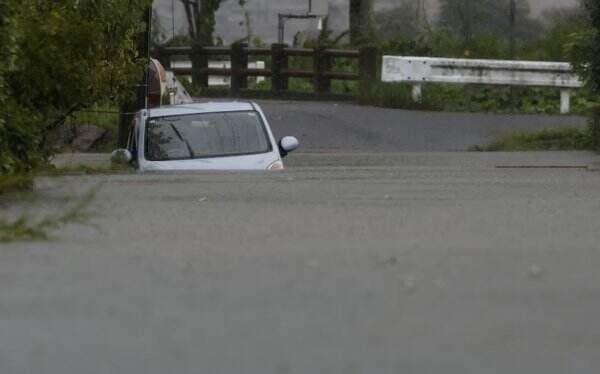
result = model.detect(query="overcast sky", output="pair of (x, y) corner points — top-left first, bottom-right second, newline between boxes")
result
(375, 0), (579, 16)
(528, 0), (579, 15)
(153, 0), (580, 44)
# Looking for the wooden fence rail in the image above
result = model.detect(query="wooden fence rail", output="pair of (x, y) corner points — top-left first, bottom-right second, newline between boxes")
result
(154, 43), (378, 97)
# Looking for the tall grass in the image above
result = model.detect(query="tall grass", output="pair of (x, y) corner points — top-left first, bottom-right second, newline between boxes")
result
(472, 127), (593, 152)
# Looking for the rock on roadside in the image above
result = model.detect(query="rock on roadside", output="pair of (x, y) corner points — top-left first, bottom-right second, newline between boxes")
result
(46, 124), (108, 152)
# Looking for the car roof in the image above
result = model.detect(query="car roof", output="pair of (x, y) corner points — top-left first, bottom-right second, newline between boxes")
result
(146, 102), (256, 118)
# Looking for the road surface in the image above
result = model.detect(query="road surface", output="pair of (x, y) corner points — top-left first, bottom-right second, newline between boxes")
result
(255, 100), (588, 152)
(2, 152), (600, 374)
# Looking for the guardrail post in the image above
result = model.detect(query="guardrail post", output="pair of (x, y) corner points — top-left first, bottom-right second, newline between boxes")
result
(560, 89), (572, 114)
(411, 84), (423, 102)
(231, 43), (248, 94)
(464, 85), (473, 111)
(271, 43), (289, 93)
(192, 44), (208, 90)
(359, 46), (378, 92)
(314, 48), (332, 94)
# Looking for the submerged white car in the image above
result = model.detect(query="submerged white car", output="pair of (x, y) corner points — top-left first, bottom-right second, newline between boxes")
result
(113, 102), (299, 171)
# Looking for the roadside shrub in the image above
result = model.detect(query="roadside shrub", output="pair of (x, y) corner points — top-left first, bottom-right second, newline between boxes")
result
(522, 11), (588, 61)
(575, 0), (600, 152)
(357, 82), (446, 111)
(591, 109), (600, 152)
(0, 99), (45, 174)
(356, 81), (594, 115)
(0, 0), (151, 178)
(474, 127), (593, 152)
(378, 37), (433, 56)
(0, 174), (34, 196)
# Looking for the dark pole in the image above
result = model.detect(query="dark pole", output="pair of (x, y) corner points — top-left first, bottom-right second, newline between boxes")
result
(140, 6), (152, 110)
(463, 0), (473, 110)
(509, 0), (516, 59)
(230, 42), (248, 94)
(509, 0), (517, 112)
(271, 43), (289, 93)
(350, 0), (361, 45)
(278, 14), (285, 44)
(171, 0), (175, 40)
(464, 0), (472, 48)
(359, 46), (378, 92)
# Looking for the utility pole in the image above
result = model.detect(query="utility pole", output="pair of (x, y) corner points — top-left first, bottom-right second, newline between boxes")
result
(416, 0), (431, 34)
(462, 0), (473, 49)
(350, 0), (373, 45)
(171, 0), (175, 40)
(509, 0), (516, 59)
(509, 0), (517, 112)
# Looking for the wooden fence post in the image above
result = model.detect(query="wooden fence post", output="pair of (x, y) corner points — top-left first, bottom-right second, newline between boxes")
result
(314, 48), (332, 94)
(192, 44), (208, 91)
(231, 43), (248, 94)
(359, 46), (378, 92)
(271, 43), (289, 93)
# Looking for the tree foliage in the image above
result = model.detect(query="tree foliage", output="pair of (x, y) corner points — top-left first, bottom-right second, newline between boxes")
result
(583, 0), (600, 93)
(350, 0), (374, 45)
(562, 0), (600, 150)
(0, 0), (41, 173)
(0, 0), (152, 174)
(373, 1), (430, 41)
(565, 1), (600, 94)
(438, 0), (542, 45)
(523, 6), (588, 61)
(581, 0), (600, 150)
(180, 0), (246, 46)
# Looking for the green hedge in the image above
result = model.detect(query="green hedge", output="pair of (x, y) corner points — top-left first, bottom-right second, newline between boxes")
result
(1, 0), (151, 176)
(591, 109), (600, 152)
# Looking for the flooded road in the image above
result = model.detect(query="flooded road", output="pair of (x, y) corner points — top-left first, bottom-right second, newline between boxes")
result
(2, 152), (600, 373)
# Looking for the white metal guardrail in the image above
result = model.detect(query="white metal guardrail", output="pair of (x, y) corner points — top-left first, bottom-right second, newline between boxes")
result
(382, 56), (584, 114)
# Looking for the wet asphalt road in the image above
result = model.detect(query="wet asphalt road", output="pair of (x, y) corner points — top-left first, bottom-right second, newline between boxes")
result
(2, 152), (600, 374)
(255, 100), (588, 152)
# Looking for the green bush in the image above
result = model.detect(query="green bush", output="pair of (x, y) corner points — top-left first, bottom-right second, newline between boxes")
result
(0, 174), (34, 196)
(357, 82), (441, 110)
(523, 15), (588, 61)
(577, 1), (600, 152)
(0, 0), (151, 177)
(591, 109), (600, 152)
(359, 2), (599, 115)
(356, 81), (595, 115)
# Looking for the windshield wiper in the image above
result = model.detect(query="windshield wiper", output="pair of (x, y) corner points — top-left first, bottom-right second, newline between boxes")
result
(169, 123), (194, 159)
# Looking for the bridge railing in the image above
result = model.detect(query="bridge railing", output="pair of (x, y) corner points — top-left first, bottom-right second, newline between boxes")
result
(382, 56), (584, 114)
(154, 43), (378, 98)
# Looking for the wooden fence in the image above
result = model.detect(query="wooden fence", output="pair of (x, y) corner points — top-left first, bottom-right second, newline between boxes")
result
(154, 43), (378, 98)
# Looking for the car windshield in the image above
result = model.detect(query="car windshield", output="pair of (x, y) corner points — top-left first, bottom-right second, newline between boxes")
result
(145, 111), (271, 161)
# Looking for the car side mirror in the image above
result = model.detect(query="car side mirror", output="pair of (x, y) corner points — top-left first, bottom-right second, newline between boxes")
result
(111, 149), (133, 164)
(279, 136), (299, 158)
